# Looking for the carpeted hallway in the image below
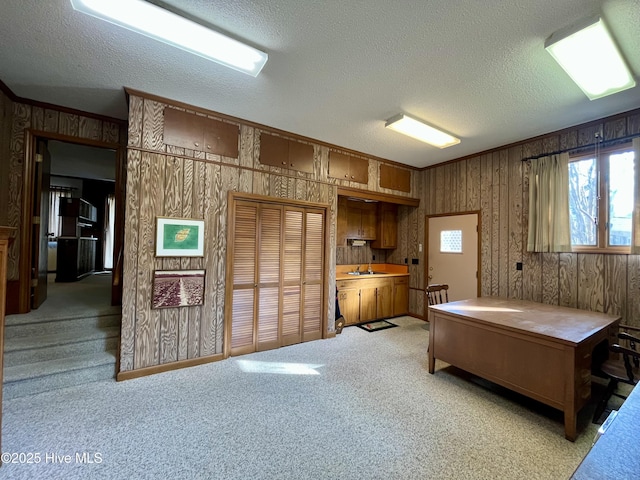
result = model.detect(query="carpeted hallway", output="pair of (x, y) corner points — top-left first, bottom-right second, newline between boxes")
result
(1, 316), (602, 479)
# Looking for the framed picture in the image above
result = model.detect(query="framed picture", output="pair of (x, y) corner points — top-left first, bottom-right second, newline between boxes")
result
(156, 217), (204, 257)
(152, 270), (205, 309)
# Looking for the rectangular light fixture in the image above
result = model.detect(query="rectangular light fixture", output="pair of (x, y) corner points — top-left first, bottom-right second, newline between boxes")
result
(71, 0), (268, 77)
(545, 15), (635, 100)
(385, 114), (460, 148)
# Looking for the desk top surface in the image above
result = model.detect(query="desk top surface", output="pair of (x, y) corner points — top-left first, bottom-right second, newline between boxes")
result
(571, 385), (640, 479)
(429, 297), (620, 345)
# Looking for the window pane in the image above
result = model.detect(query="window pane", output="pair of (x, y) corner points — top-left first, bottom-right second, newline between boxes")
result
(608, 151), (634, 246)
(440, 230), (462, 253)
(569, 158), (597, 246)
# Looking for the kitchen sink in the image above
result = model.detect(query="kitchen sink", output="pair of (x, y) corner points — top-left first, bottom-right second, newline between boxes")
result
(346, 271), (388, 275)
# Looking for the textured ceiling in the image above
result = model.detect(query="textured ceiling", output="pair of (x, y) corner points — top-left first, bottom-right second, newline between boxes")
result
(1, 0), (640, 168)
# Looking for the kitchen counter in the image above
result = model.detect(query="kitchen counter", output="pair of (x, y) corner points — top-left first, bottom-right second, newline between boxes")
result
(335, 263), (409, 281)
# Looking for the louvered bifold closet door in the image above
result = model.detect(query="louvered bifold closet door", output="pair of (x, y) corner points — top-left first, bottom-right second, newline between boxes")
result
(282, 207), (303, 346)
(303, 209), (325, 341)
(230, 201), (258, 356)
(256, 205), (283, 351)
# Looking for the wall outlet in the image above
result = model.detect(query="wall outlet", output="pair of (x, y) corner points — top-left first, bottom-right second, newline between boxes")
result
(516, 262), (523, 271)
(412, 258), (419, 265)
(404, 258), (408, 264)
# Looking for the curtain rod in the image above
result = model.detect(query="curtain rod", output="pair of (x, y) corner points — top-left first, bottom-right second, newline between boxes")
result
(521, 133), (639, 162)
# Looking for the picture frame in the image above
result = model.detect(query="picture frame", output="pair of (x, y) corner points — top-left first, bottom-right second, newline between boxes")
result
(152, 270), (205, 309)
(155, 217), (204, 257)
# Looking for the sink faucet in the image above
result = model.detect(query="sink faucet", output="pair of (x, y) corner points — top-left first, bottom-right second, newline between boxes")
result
(355, 265), (361, 273)
(368, 261), (372, 274)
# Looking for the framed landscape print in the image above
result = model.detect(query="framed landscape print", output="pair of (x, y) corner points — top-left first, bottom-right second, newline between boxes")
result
(152, 270), (205, 309)
(156, 217), (204, 257)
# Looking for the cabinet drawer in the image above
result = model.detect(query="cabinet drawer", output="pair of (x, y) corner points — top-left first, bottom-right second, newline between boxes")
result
(394, 276), (409, 285)
(336, 280), (357, 289)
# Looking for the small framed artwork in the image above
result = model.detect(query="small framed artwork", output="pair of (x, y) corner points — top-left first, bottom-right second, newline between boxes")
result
(156, 217), (204, 257)
(152, 270), (205, 309)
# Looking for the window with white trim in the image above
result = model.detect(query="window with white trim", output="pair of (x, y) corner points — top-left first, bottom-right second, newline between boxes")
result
(568, 145), (635, 252)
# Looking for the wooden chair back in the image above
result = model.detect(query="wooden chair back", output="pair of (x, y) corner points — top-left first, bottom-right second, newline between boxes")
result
(426, 284), (449, 306)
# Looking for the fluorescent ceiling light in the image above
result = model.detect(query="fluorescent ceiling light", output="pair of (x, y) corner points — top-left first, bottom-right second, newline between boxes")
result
(545, 16), (635, 100)
(70, 0), (268, 77)
(385, 114), (460, 148)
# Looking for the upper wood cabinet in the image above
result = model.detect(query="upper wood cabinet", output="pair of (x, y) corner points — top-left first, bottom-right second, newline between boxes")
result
(260, 133), (314, 174)
(163, 108), (239, 157)
(328, 151), (368, 184)
(345, 200), (376, 240)
(371, 202), (397, 249)
(379, 164), (411, 193)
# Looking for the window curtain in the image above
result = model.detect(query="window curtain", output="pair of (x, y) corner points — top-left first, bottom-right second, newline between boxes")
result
(47, 188), (72, 238)
(527, 152), (572, 252)
(104, 194), (116, 269)
(631, 137), (640, 254)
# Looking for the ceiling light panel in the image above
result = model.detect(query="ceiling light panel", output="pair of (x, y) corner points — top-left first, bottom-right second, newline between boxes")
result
(71, 0), (268, 77)
(545, 16), (635, 100)
(385, 114), (460, 149)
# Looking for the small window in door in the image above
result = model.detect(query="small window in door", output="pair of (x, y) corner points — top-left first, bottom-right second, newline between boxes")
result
(440, 230), (462, 253)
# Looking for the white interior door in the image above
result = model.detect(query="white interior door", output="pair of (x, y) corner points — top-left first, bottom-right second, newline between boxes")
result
(427, 213), (479, 302)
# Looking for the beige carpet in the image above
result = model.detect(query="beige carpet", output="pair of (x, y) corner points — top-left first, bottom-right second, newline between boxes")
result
(0, 316), (611, 480)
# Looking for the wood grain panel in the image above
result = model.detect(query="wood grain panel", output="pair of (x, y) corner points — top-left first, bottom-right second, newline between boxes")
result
(188, 161), (206, 358)
(456, 160), (467, 211)
(58, 112), (79, 136)
(628, 113), (640, 135)
(603, 255), (627, 318)
(626, 256), (640, 327)
(604, 118), (627, 140)
(44, 109), (59, 132)
(31, 107), (44, 130)
(128, 95), (144, 148)
(466, 156), (480, 211)
(142, 100), (165, 151)
(177, 158), (194, 361)
(133, 152), (156, 369)
(558, 253), (578, 308)
(508, 146), (523, 299)
(120, 149), (141, 371)
(480, 155), (492, 296)
(577, 254), (604, 312)
(79, 116), (102, 140)
(490, 153), (500, 296)
(102, 121), (120, 144)
(541, 253), (559, 305)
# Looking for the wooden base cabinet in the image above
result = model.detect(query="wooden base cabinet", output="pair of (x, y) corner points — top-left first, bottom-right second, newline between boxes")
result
(228, 198), (326, 356)
(393, 277), (409, 316)
(337, 276), (398, 325)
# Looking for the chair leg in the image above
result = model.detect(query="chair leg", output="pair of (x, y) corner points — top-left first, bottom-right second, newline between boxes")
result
(593, 379), (618, 424)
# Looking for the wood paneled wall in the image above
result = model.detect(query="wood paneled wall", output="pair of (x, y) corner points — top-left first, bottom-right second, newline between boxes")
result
(419, 109), (640, 328)
(121, 93), (417, 373)
(0, 90), (12, 227)
(1, 95), (123, 286)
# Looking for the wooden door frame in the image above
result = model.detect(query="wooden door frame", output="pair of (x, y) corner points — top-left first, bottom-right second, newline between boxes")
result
(224, 191), (331, 359)
(423, 210), (482, 318)
(17, 129), (125, 313)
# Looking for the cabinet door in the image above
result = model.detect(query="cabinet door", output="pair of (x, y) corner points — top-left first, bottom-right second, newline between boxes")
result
(328, 151), (350, 180)
(338, 288), (360, 325)
(346, 205), (363, 238)
(377, 281), (393, 319)
(203, 118), (239, 158)
(260, 133), (289, 168)
(371, 203), (397, 249)
(349, 156), (369, 184)
(163, 108), (205, 150)
(393, 277), (409, 316)
(230, 201), (259, 356)
(360, 286), (377, 322)
(282, 208), (303, 346)
(256, 205), (282, 352)
(360, 203), (377, 240)
(289, 141), (314, 174)
(302, 210), (324, 341)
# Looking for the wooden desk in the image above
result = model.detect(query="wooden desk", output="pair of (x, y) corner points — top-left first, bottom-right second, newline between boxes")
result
(428, 297), (620, 441)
